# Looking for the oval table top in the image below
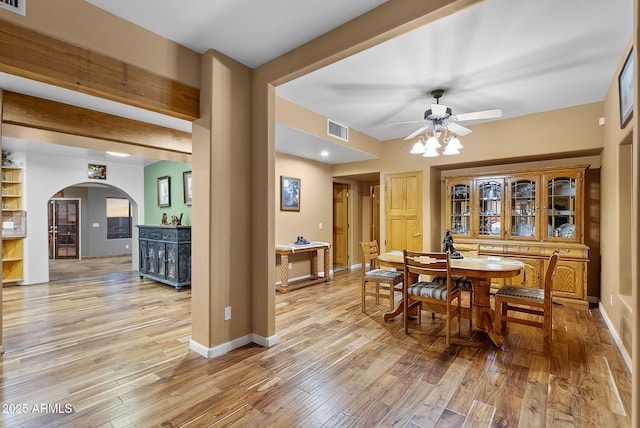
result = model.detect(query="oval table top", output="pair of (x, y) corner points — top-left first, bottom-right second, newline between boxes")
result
(378, 251), (524, 279)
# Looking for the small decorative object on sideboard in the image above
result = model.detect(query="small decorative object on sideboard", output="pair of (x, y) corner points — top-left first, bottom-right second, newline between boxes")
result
(170, 213), (183, 225)
(443, 229), (463, 259)
(161, 213), (169, 225)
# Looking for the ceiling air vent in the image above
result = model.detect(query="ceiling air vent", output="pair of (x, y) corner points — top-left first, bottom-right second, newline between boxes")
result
(327, 119), (349, 142)
(0, 0), (25, 16)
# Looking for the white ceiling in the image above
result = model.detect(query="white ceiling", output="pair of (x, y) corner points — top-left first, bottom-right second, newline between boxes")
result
(1, 0), (634, 165)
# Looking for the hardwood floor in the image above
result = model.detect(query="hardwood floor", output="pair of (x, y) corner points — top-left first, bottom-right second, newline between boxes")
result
(0, 268), (631, 427)
(48, 255), (133, 282)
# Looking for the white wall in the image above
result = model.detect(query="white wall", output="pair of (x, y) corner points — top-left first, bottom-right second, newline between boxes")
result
(20, 150), (144, 284)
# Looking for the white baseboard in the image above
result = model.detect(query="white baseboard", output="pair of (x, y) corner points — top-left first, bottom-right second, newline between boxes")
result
(598, 302), (632, 373)
(189, 333), (278, 359)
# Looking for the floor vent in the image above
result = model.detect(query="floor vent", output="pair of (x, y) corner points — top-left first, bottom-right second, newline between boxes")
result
(327, 119), (349, 142)
(0, 0), (25, 15)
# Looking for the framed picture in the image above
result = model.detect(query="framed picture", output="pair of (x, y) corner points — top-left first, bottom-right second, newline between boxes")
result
(183, 170), (192, 205)
(618, 47), (634, 129)
(87, 164), (107, 180)
(157, 176), (171, 207)
(280, 176), (300, 211)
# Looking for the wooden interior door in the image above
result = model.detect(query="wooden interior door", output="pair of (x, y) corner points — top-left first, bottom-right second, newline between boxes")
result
(385, 172), (423, 252)
(333, 183), (348, 268)
(48, 199), (80, 259)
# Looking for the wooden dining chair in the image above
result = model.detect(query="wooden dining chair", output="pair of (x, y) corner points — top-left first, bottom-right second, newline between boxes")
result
(403, 250), (461, 345)
(494, 251), (560, 353)
(360, 241), (404, 312)
(432, 242), (479, 328)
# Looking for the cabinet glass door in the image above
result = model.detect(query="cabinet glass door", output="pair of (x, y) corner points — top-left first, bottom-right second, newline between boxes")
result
(477, 179), (503, 238)
(546, 176), (578, 240)
(448, 182), (471, 236)
(509, 178), (537, 239)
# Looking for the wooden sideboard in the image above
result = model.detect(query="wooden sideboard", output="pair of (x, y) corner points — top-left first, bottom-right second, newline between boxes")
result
(137, 225), (191, 291)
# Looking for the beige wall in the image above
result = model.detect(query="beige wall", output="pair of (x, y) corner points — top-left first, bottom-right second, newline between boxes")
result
(275, 153), (333, 279)
(600, 41), (635, 357)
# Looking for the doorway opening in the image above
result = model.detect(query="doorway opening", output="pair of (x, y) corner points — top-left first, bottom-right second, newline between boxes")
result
(48, 198), (80, 259)
(46, 183), (136, 282)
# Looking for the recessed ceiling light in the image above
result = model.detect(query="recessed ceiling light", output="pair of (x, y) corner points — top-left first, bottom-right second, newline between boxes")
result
(320, 151), (329, 157)
(106, 151), (130, 157)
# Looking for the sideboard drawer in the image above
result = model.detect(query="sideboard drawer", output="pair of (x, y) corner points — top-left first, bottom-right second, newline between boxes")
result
(542, 246), (588, 260)
(479, 243), (504, 254)
(506, 244), (541, 256)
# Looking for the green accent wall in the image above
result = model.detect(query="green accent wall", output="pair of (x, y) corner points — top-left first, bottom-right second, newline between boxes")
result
(144, 161), (192, 225)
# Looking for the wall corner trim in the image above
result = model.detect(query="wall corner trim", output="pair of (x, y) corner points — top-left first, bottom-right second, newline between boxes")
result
(189, 333), (278, 359)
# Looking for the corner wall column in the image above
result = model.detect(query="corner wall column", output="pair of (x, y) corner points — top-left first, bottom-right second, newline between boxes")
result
(190, 50), (254, 357)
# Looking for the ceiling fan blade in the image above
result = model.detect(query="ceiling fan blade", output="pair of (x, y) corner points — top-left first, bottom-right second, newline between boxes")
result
(454, 109), (502, 122)
(384, 119), (424, 126)
(447, 122), (473, 136)
(404, 125), (428, 140)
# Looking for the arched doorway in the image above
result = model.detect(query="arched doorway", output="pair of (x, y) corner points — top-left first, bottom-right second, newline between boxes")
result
(46, 182), (138, 282)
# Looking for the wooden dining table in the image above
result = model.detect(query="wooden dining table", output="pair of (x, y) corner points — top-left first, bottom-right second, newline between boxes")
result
(377, 251), (524, 347)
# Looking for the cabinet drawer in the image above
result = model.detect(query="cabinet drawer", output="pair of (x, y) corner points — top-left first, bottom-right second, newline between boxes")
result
(542, 246), (587, 259)
(506, 244), (541, 256)
(479, 243), (504, 254)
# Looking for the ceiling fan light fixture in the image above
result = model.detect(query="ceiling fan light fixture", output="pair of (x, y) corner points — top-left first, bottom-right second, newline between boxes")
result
(442, 144), (460, 155)
(423, 146), (440, 157)
(448, 136), (463, 150)
(425, 136), (441, 149)
(410, 140), (426, 154)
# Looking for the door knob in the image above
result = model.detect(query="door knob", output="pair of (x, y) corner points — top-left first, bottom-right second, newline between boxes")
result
(413, 232), (422, 237)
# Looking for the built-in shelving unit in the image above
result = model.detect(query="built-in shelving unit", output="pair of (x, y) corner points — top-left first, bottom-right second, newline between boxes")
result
(2, 167), (26, 284)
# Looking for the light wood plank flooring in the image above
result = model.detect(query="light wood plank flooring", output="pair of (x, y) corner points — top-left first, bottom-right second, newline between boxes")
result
(0, 268), (631, 427)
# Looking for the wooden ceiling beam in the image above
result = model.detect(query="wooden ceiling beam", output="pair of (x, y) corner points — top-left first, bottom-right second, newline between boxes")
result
(0, 18), (200, 122)
(2, 91), (191, 154)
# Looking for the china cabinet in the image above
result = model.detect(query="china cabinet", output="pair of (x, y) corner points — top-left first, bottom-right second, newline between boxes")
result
(137, 225), (191, 291)
(2, 167), (26, 283)
(444, 165), (589, 305)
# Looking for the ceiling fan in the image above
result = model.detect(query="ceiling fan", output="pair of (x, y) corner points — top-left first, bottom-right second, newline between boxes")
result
(390, 89), (502, 141)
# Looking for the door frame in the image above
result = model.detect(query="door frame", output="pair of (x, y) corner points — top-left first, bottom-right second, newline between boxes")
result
(48, 197), (82, 260)
(332, 182), (349, 270)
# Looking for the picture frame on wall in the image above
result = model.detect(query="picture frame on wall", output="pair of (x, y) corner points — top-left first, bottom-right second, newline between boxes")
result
(157, 176), (171, 207)
(280, 176), (300, 211)
(183, 171), (192, 205)
(618, 47), (634, 129)
(87, 163), (107, 180)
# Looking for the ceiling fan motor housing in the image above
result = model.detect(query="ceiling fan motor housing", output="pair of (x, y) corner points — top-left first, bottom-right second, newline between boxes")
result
(424, 106), (452, 120)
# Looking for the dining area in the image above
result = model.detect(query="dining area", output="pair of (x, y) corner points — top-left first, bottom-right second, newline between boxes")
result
(361, 240), (558, 352)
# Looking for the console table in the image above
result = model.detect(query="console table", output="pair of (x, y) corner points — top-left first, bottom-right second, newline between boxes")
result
(137, 225), (191, 291)
(275, 242), (330, 292)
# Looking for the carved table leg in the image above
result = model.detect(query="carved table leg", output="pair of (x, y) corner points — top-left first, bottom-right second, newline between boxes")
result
(280, 253), (289, 289)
